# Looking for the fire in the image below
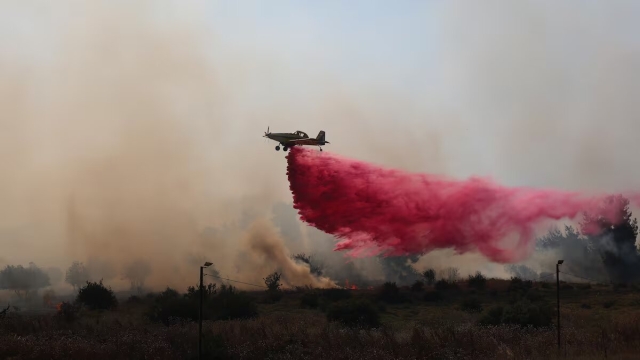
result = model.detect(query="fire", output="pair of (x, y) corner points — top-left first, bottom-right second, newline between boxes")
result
(56, 303), (63, 311)
(345, 279), (358, 290)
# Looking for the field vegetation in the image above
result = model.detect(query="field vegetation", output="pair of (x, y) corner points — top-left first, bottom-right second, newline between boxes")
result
(1, 272), (640, 359)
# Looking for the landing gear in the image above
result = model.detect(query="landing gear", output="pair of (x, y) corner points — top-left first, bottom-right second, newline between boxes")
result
(275, 145), (280, 151)
(283, 146), (289, 152)
(319, 146), (323, 152)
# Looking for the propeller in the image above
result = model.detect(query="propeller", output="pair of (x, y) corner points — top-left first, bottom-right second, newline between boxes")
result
(263, 126), (270, 137)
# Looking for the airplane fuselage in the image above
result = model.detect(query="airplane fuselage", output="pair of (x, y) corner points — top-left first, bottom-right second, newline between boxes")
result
(263, 129), (329, 151)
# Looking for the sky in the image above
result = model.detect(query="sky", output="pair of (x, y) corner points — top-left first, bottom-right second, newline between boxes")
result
(201, 1), (640, 190)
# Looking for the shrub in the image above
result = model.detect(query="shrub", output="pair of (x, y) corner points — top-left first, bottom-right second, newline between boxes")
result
(478, 305), (505, 326)
(541, 282), (551, 289)
(127, 295), (141, 304)
(577, 283), (592, 290)
(321, 288), (352, 302)
(378, 282), (406, 304)
(460, 296), (483, 313)
(264, 272), (283, 303)
(201, 331), (229, 359)
(581, 303), (592, 309)
(422, 269), (436, 285)
(411, 280), (424, 292)
(603, 300), (615, 309)
(423, 290), (443, 302)
(501, 299), (552, 327)
(508, 277), (532, 294)
(480, 299), (552, 328)
(56, 301), (81, 322)
(435, 279), (457, 291)
(148, 284), (257, 326)
(213, 285), (258, 320)
(467, 272), (487, 290)
(264, 272), (282, 292)
(326, 299), (380, 328)
(76, 280), (117, 311)
(525, 288), (544, 302)
(300, 292), (319, 309)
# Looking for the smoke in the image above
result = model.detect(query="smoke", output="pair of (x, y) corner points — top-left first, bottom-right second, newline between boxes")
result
(0, 1), (340, 292)
(236, 219), (336, 288)
(287, 147), (638, 263)
(2, 1), (640, 291)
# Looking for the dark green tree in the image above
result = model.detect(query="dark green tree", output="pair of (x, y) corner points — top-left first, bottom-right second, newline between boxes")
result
(581, 195), (640, 283)
(76, 280), (118, 310)
(0, 263), (50, 300)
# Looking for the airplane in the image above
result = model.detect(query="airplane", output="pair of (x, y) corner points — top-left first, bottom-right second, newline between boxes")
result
(263, 127), (330, 151)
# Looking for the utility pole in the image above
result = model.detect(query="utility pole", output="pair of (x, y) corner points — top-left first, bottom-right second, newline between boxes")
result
(556, 259), (564, 354)
(199, 262), (213, 360)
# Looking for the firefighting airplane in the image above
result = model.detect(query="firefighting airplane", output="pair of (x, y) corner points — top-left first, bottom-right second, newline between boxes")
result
(263, 127), (329, 151)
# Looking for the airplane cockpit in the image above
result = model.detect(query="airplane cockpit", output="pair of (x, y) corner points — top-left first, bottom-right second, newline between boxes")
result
(295, 130), (309, 138)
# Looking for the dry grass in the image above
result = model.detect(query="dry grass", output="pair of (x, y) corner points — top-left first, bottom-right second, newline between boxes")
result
(1, 280), (640, 359)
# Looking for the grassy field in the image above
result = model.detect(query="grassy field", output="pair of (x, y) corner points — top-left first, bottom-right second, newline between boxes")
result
(1, 279), (640, 359)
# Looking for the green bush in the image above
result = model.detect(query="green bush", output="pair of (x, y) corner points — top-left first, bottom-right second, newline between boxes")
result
(200, 332), (229, 360)
(300, 292), (319, 308)
(479, 299), (552, 328)
(76, 280), (117, 311)
(378, 282), (406, 304)
(56, 301), (81, 322)
(467, 272), (487, 290)
(508, 277), (533, 294)
(213, 286), (258, 320)
(478, 305), (505, 326)
(326, 299), (380, 328)
(127, 295), (141, 304)
(435, 279), (457, 291)
(423, 290), (443, 302)
(148, 284), (257, 326)
(321, 288), (352, 302)
(410, 280), (424, 292)
(525, 289), (544, 302)
(422, 269), (436, 285)
(460, 296), (483, 313)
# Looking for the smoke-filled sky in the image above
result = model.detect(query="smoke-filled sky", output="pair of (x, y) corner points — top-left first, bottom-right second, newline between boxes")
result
(1, 1), (640, 288)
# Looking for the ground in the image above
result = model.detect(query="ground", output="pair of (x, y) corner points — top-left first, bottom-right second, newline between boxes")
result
(1, 279), (640, 359)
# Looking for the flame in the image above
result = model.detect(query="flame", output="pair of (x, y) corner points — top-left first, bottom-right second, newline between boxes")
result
(56, 303), (63, 311)
(344, 279), (358, 290)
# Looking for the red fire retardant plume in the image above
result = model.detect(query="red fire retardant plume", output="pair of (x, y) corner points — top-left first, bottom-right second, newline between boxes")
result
(286, 147), (637, 263)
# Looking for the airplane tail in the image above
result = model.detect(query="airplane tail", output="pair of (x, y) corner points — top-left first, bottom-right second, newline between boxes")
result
(316, 130), (329, 144)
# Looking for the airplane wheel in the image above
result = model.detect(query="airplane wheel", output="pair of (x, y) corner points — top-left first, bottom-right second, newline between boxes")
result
(283, 146), (288, 152)
(275, 146), (280, 151)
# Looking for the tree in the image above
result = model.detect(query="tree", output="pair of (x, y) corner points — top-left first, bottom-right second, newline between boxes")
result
(581, 195), (640, 283)
(0, 263), (50, 300)
(378, 255), (422, 285)
(123, 259), (152, 293)
(76, 280), (118, 310)
(65, 261), (90, 292)
(292, 253), (324, 276)
(441, 267), (460, 282)
(423, 269), (436, 285)
(264, 272), (282, 291)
